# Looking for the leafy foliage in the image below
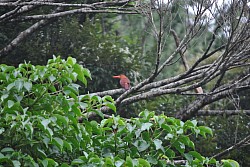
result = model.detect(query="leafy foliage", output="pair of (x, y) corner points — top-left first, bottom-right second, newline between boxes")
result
(0, 57), (238, 166)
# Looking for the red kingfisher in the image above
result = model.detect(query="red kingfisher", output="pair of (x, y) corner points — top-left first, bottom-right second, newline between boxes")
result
(113, 74), (131, 90)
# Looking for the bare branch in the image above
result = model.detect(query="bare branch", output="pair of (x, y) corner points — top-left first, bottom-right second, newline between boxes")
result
(197, 110), (250, 116)
(212, 134), (250, 159)
(175, 76), (250, 121)
(0, 0), (133, 8)
(0, 19), (49, 58)
(11, 9), (137, 22)
(0, 5), (64, 58)
(0, 0), (57, 22)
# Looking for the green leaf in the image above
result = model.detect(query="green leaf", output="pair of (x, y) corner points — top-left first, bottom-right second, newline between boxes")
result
(125, 156), (133, 167)
(141, 123), (152, 131)
(41, 119), (50, 129)
(179, 135), (195, 149)
(40, 159), (48, 167)
(139, 110), (154, 120)
(53, 114), (68, 127)
(52, 137), (64, 151)
(135, 129), (141, 139)
(48, 75), (56, 82)
(133, 140), (150, 152)
(184, 153), (193, 162)
(102, 95), (114, 102)
(14, 94), (23, 102)
(0, 73), (6, 81)
(73, 64), (87, 86)
(161, 124), (172, 132)
(176, 128), (183, 134)
(164, 133), (174, 140)
(146, 155), (157, 165)
(90, 121), (102, 135)
(12, 160), (21, 167)
(37, 148), (47, 159)
(91, 95), (102, 103)
(1, 65), (15, 72)
(79, 102), (88, 110)
(42, 137), (50, 148)
(7, 100), (14, 108)
(0, 128), (5, 135)
(15, 79), (24, 91)
(105, 102), (116, 112)
(63, 85), (79, 100)
(49, 85), (57, 92)
(63, 141), (73, 152)
(68, 115), (78, 128)
(24, 82), (32, 91)
(0, 157), (12, 164)
(100, 118), (113, 127)
(189, 151), (203, 162)
(69, 72), (78, 82)
(105, 157), (114, 166)
(72, 104), (82, 116)
(191, 120), (198, 126)
(115, 157), (125, 167)
(115, 159), (125, 167)
(46, 158), (58, 166)
(209, 158), (217, 164)
(67, 57), (77, 66)
(38, 67), (46, 78)
(25, 123), (34, 137)
(165, 148), (175, 159)
(82, 68), (92, 79)
(89, 156), (101, 163)
(1, 147), (14, 153)
(222, 159), (240, 167)
(173, 141), (185, 154)
(91, 109), (104, 119)
(1, 93), (9, 101)
(127, 123), (136, 133)
(60, 163), (70, 167)
(7, 83), (15, 91)
(46, 127), (54, 139)
(138, 158), (150, 167)
(71, 159), (84, 165)
(154, 139), (163, 150)
(199, 126), (213, 138)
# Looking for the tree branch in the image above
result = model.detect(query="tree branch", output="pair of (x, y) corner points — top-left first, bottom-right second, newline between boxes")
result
(175, 76), (250, 121)
(197, 110), (250, 116)
(212, 134), (250, 159)
(0, 6), (64, 58)
(0, 19), (49, 58)
(12, 8), (137, 22)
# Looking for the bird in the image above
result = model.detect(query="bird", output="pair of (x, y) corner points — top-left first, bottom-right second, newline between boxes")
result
(113, 74), (130, 90)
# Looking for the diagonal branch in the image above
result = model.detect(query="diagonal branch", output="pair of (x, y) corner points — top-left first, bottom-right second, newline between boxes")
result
(0, 19), (49, 58)
(0, 0), (57, 22)
(0, 6), (62, 58)
(212, 134), (250, 159)
(175, 76), (250, 121)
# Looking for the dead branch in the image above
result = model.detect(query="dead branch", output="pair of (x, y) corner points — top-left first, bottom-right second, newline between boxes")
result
(212, 134), (250, 159)
(0, 19), (49, 58)
(197, 110), (250, 116)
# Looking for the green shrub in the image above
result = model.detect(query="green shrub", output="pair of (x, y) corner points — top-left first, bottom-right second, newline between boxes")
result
(0, 57), (238, 167)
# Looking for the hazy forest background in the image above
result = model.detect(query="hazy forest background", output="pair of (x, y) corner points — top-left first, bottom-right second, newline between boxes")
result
(0, 0), (249, 166)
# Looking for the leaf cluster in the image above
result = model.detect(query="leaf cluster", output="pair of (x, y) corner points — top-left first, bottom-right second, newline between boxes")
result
(0, 57), (238, 167)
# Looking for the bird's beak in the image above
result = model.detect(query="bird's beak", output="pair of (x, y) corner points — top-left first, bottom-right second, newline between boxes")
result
(112, 75), (121, 78)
